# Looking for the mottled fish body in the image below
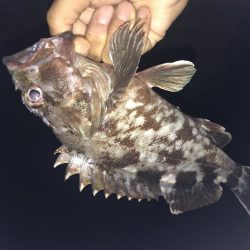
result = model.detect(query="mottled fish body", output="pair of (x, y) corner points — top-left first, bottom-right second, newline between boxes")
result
(3, 21), (250, 215)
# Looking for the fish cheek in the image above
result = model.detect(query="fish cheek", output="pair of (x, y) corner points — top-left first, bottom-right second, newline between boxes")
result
(39, 57), (72, 93)
(72, 91), (93, 136)
(57, 90), (92, 138)
(43, 92), (62, 107)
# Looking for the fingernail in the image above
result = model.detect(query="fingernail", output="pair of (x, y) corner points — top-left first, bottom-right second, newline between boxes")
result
(137, 6), (150, 19)
(116, 2), (134, 21)
(96, 5), (114, 25)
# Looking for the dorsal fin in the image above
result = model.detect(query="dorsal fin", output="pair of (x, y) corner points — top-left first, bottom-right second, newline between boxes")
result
(108, 20), (145, 105)
(198, 118), (232, 148)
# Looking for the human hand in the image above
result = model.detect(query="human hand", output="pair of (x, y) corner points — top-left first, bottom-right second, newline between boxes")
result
(47, 0), (188, 63)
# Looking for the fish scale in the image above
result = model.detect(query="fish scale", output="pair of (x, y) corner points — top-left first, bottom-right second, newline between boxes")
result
(3, 20), (250, 215)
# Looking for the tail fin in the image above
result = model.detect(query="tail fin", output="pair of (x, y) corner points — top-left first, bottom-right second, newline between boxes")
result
(228, 165), (250, 215)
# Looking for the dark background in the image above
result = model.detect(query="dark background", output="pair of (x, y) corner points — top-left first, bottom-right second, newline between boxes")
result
(1, 0), (250, 249)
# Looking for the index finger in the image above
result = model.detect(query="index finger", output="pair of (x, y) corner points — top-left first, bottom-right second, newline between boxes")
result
(47, 0), (90, 35)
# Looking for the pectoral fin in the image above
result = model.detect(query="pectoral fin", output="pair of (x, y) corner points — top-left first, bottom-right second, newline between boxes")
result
(108, 20), (145, 105)
(137, 60), (196, 92)
(75, 55), (111, 136)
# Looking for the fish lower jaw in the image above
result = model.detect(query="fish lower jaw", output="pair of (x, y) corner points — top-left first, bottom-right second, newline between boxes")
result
(53, 145), (161, 202)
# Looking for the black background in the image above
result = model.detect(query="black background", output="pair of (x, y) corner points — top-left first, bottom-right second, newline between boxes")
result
(1, 1), (250, 250)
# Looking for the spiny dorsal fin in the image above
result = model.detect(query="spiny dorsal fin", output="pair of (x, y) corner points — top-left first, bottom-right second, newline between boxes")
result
(137, 60), (196, 92)
(198, 118), (232, 148)
(54, 147), (161, 201)
(108, 20), (145, 105)
(53, 147), (225, 214)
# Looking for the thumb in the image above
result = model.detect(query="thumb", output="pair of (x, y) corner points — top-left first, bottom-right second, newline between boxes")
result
(47, 0), (90, 35)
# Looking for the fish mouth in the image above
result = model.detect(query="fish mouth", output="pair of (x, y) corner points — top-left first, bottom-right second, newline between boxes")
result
(2, 31), (74, 72)
(2, 42), (40, 71)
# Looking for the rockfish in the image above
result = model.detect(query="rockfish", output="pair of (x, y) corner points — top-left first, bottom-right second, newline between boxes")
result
(3, 21), (250, 215)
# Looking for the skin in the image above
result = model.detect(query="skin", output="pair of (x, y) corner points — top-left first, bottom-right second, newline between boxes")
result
(47, 0), (189, 63)
(3, 22), (249, 215)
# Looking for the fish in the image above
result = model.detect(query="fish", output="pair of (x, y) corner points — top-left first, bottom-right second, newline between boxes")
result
(3, 20), (250, 215)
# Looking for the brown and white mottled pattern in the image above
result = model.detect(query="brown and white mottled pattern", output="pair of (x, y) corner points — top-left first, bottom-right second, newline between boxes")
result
(52, 77), (236, 211)
(4, 22), (250, 215)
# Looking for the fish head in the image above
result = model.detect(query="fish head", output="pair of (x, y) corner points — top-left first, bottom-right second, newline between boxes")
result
(3, 32), (107, 142)
(3, 31), (75, 78)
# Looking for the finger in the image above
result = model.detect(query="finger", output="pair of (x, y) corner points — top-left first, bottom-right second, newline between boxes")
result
(85, 5), (114, 61)
(164, 0), (189, 27)
(91, 0), (123, 8)
(137, 6), (151, 54)
(47, 0), (89, 35)
(70, 6), (94, 56)
(72, 20), (87, 36)
(102, 1), (136, 64)
(74, 36), (91, 56)
(79, 7), (95, 25)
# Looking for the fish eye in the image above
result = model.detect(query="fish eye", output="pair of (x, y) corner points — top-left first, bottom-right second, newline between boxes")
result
(25, 87), (44, 107)
(28, 88), (42, 102)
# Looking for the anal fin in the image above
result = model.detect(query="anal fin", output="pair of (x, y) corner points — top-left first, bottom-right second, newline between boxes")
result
(165, 182), (222, 214)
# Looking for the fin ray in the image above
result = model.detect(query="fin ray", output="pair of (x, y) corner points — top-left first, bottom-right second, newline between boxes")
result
(228, 165), (250, 216)
(108, 20), (145, 105)
(164, 182), (222, 214)
(137, 60), (196, 92)
(198, 118), (232, 148)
